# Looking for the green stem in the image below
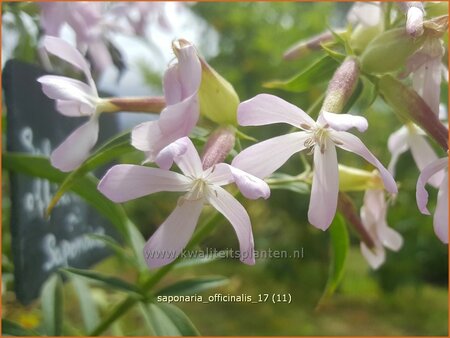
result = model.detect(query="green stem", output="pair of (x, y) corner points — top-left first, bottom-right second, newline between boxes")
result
(89, 211), (222, 336)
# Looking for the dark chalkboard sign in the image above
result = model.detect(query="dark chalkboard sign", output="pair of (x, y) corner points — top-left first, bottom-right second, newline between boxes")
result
(3, 60), (121, 305)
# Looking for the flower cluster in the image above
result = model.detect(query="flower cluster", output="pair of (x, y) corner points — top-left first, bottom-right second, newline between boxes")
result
(38, 1), (448, 272)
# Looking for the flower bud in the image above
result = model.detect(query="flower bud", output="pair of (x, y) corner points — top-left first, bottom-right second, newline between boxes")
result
(283, 31), (336, 61)
(406, 6), (425, 37)
(361, 27), (426, 74)
(379, 74), (448, 150)
(349, 24), (383, 55)
(198, 58), (240, 126)
(338, 165), (384, 192)
(322, 57), (359, 113)
(201, 126), (236, 170)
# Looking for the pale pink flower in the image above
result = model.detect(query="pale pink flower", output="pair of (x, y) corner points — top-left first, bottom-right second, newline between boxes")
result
(360, 189), (403, 269)
(416, 156), (448, 243)
(131, 39), (201, 163)
(37, 36), (106, 172)
(347, 2), (382, 27)
(388, 124), (444, 188)
(39, 2), (113, 73)
(98, 137), (269, 268)
(232, 94), (397, 230)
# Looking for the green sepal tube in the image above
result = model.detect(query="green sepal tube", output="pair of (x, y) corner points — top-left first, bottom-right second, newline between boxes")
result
(360, 27), (426, 74)
(198, 58), (240, 126)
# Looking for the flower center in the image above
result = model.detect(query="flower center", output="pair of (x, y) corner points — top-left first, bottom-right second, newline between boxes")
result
(185, 178), (208, 201)
(304, 125), (330, 154)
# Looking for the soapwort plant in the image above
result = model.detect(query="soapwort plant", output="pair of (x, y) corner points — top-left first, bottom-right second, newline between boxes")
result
(2, 2), (448, 336)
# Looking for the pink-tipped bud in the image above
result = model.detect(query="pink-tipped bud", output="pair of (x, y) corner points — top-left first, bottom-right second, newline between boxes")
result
(322, 57), (360, 113)
(407, 6), (425, 37)
(201, 127), (236, 170)
(283, 31), (336, 61)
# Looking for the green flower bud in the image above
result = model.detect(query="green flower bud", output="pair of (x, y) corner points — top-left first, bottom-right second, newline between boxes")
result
(361, 27), (426, 74)
(338, 165), (384, 192)
(198, 58), (240, 126)
(350, 23), (384, 55)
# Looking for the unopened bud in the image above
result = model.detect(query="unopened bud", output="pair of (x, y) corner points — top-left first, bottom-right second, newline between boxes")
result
(361, 27), (426, 74)
(379, 74), (448, 151)
(283, 31), (336, 61)
(338, 165), (383, 192)
(322, 57), (359, 113)
(198, 58), (240, 126)
(201, 127), (236, 170)
(406, 6), (425, 37)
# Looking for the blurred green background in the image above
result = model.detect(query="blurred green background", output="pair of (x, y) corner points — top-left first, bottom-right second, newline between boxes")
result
(2, 2), (448, 336)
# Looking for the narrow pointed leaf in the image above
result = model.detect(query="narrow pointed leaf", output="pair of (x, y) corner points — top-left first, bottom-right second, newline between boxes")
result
(63, 268), (142, 295)
(71, 275), (100, 333)
(263, 56), (339, 92)
(156, 276), (228, 296)
(41, 274), (64, 336)
(317, 214), (349, 309)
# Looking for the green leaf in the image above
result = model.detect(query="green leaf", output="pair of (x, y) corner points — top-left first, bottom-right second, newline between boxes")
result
(266, 173), (310, 195)
(174, 253), (224, 269)
(158, 304), (201, 336)
(140, 303), (200, 336)
(263, 55), (339, 92)
(46, 131), (135, 216)
(71, 275), (100, 333)
(63, 268), (142, 295)
(87, 233), (136, 266)
(2, 153), (128, 236)
(317, 214), (349, 309)
(156, 276), (228, 296)
(41, 274), (64, 336)
(1, 319), (40, 336)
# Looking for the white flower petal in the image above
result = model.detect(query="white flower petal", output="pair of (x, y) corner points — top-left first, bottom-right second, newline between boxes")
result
(37, 75), (97, 115)
(320, 111), (368, 132)
(50, 117), (99, 172)
(98, 165), (191, 203)
(361, 242), (385, 270)
(43, 36), (96, 90)
(308, 141), (339, 230)
(229, 166), (270, 200)
(387, 126), (409, 175)
(237, 94), (315, 129)
(377, 223), (403, 251)
(416, 157), (448, 215)
(434, 173), (448, 243)
(207, 186), (255, 265)
(55, 100), (94, 117)
(143, 199), (204, 269)
(332, 131), (397, 194)
(172, 137), (203, 177)
(408, 132), (444, 188)
(232, 132), (309, 179)
(205, 163), (234, 186)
